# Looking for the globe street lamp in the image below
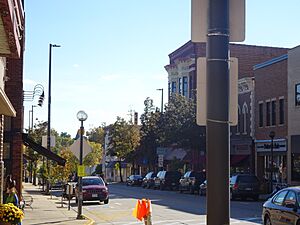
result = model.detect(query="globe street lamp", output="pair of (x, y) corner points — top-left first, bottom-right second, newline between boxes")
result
(76, 110), (88, 219)
(269, 131), (275, 193)
(46, 43), (60, 193)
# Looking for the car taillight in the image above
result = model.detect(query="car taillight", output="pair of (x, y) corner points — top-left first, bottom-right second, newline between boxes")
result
(233, 183), (238, 190)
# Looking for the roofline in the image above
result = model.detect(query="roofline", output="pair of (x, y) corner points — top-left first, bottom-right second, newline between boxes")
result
(253, 54), (288, 71)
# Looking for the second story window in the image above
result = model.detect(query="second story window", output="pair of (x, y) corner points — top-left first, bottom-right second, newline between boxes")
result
(259, 103), (263, 127)
(172, 81), (176, 93)
(178, 78), (182, 94)
(266, 101), (271, 127)
(279, 98), (284, 125)
(183, 76), (188, 97)
(242, 103), (248, 134)
(189, 75), (193, 98)
(271, 100), (276, 126)
(296, 83), (300, 106)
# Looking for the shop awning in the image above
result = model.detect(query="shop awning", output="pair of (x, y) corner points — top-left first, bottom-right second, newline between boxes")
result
(22, 133), (66, 166)
(0, 88), (16, 117)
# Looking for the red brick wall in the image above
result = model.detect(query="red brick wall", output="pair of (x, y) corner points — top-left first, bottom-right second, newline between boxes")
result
(254, 59), (288, 140)
(5, 57), (24, 195)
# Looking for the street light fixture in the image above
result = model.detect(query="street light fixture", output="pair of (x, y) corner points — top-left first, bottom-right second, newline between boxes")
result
(76, 110), (88, 219)
(46, 43), (60, 193)
(269, 131), (275, 193)
(156, 88), (164, 113)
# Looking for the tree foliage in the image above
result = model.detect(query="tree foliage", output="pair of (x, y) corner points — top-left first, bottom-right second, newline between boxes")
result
(107, 117), (140, 182)
(139, 97), (162, 169)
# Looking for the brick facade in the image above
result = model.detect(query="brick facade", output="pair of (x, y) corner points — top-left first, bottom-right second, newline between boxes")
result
(166, 41), (288, 173)
(4, 57), (24, 195)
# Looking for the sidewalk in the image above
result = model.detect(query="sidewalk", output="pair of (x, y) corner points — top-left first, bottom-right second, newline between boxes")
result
(21, 182), (94, 225)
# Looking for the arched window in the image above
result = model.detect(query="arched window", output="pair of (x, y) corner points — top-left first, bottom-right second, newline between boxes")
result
(237, 105), (241, 134)
(242, 103), (248, 134)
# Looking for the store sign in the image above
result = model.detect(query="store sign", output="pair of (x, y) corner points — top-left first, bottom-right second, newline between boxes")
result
(255, 140), (287, 152)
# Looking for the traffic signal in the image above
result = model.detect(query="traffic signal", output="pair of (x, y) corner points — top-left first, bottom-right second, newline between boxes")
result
(38, 91), (45, 106)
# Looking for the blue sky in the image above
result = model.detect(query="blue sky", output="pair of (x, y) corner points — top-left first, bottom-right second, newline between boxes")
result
(23, 1), (300, 137)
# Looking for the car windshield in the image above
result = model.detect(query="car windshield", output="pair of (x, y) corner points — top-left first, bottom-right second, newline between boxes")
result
(82, 178), (104, 186)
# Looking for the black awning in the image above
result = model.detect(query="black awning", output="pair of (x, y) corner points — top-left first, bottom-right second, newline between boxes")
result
(22, 133), (66, 166)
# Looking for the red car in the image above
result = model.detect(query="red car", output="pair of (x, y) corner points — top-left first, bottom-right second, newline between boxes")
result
(75, 176), (109, 204)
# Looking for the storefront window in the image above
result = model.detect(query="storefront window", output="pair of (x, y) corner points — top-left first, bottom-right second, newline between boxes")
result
(292, 154), (300, 181)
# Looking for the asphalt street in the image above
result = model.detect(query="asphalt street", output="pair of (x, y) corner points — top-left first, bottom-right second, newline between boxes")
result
(60, 183), (264, 225)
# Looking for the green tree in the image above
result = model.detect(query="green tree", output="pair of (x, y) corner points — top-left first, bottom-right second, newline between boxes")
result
(86, 125), (106, 144)
(83, 141), (102, 166)
(139, 97), (162, 170)
(161, 94), (202, 150)
(107, 117), (140, 182)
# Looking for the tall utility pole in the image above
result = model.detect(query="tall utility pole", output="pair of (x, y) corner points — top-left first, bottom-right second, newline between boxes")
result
(47, 43), (60, 193)
(157, 88), (164, 113)
(206, 1), (230, 225)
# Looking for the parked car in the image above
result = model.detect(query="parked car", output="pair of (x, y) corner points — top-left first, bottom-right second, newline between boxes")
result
(230, 174), (260, 201)
(199, 180), (207, 196)
(75, 176), (109, 204)
(126, 175), (143, 186)
(178, 171), (205, 194)
(153, 171), (182, 191)
(262, 186), (300, 225)
(141, 172), (157, 189)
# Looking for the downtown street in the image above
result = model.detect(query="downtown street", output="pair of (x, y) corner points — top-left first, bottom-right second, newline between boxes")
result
(65, 183), (264, 225)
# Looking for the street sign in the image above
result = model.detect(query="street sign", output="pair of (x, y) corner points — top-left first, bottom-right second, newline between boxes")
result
(158, 154), (164, 167)
(42, 135), (56, 148)
(156, 147), (167, 155)
(196, 57), (238, 126)
(191, 0), (245, 42)
(77, 165), (85, 177)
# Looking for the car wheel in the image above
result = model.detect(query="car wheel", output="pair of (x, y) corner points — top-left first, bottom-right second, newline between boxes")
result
(264, 215), (272, 225)
(104, 199), (109, 204)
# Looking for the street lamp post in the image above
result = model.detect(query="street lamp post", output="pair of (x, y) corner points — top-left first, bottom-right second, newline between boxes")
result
(269, 131), (275, 193)
(76, 110), (88, 219)
(156, 88), (164, 113)
(46, 43), (60, 193)
(31, 105), (37, 132)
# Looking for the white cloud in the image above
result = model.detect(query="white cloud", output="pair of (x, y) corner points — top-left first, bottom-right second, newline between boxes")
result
(73, 64), (79, 68)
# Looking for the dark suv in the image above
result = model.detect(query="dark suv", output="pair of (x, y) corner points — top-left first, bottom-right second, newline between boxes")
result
(141, 172), (156, 189)
(230, 174), (260, 201)
(179, 171), (205, 194)
(154, 171), (182, 191)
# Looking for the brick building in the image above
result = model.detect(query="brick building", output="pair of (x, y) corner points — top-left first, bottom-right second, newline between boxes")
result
(287, 45), (300, 185)
(254, 54), (288, 184)
(0, 0), (25, 201)
(165, 41), (287, 172)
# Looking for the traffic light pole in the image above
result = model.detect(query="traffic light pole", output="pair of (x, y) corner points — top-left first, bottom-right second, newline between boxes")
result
(206, 1), (230, 225)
